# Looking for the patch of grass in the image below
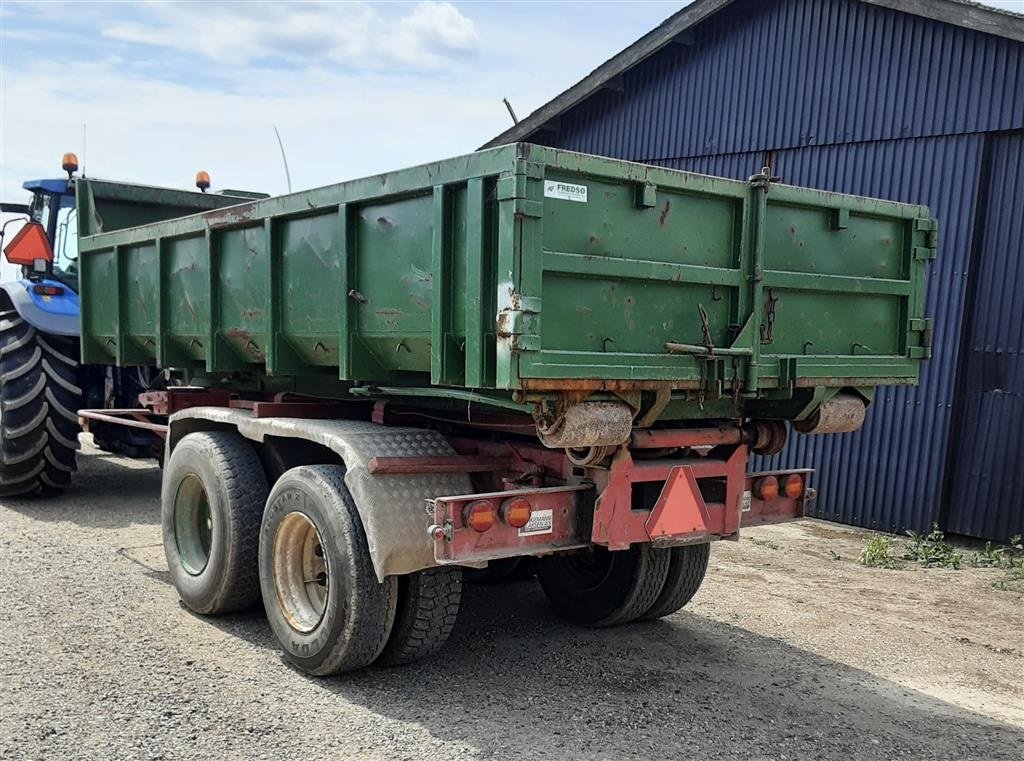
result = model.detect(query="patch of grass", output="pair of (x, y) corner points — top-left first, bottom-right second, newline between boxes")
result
(970, 534), (1023, 569)
(857, 528), (1024, 585)
(746, 536), (779, 550)
(970, 535), (1024, 592)
(858, 535), (902, 569)
(903, 524), (962, 569)
(992, 565), (1024, 593)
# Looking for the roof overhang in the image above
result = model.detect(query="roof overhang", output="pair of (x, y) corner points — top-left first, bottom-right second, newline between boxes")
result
(481, 0), (1024, 149)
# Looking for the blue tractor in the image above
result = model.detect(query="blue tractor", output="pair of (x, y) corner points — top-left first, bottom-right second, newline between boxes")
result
(0, 154), (263, 497)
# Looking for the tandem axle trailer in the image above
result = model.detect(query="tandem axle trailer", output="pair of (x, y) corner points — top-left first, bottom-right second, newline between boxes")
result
(2, 144), (931, 673)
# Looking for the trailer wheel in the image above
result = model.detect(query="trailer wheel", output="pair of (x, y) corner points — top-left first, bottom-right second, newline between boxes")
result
(259, 465), (397, 676)
(640, 542), (710, 620)
(0, 309), (82, 498)
(161, 431), (267, 614)
(377, 566), (462, 666)
(537, 545), (670, 627)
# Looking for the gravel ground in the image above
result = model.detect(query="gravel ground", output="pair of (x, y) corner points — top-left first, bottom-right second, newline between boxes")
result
(1, 439), (1022, 760)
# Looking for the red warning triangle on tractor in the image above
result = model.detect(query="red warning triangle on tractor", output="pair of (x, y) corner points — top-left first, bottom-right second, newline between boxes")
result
(3, 222), (53, 266)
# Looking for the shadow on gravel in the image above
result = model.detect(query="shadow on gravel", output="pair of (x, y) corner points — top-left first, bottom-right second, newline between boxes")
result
(1, 449), (162, 529)
(203, 579), (1024, 761)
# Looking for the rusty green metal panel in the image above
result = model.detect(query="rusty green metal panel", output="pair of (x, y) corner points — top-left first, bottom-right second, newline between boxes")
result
(77, 143), (932, 410)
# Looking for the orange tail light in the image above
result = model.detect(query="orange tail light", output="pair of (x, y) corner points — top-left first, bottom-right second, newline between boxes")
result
(464, 500), (496, 533)
(783, 474), (804, 499)
(501, 496), (533, 528)
(754, 475), (779, 500)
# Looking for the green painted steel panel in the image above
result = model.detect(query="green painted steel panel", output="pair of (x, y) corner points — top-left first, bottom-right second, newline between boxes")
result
(76, 144), (932, 408)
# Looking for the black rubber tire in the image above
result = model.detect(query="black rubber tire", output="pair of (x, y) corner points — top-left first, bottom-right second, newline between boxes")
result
(377, 566), (462, 666)
(161, 431), (267, 614)
(0, 308), (82, 498)
(640, 542), (711, 620)
(537, 545), (671, 627)
(259, 465), (397, 676)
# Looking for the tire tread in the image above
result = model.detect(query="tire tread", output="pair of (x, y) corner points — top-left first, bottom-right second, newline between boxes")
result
(0, 313), (80, 498)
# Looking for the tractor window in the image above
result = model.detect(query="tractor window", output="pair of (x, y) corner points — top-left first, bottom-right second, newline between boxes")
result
(52, 196), (78, 272)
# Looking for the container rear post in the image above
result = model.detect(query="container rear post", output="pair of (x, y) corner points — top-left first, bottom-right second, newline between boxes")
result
(463, 177), (487, 388)
(745, 169), (770, 393)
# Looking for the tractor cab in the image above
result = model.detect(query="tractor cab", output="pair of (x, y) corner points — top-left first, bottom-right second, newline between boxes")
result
(2, 154), (267, 336)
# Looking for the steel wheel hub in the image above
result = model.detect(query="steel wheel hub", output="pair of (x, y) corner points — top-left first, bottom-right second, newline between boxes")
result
(272, 511), (330, 633)
(173, 473), (213, 575)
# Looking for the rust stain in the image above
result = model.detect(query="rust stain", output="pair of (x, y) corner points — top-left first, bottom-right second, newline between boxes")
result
(206, 204), (258, 229)
(520, 379), (702, 392)
(659, 200), (671, 226)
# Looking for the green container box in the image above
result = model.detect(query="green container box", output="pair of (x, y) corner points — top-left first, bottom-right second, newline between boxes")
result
(77, 144), (933, 408)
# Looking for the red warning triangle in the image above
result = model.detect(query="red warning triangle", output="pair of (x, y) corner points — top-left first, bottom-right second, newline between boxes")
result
(3, 222), (53, 266)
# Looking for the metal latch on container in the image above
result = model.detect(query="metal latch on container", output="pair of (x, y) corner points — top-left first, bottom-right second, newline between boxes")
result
(914, 217), (938, 260)
(908, 317), (933, 359)
(497, 294), (541, 352)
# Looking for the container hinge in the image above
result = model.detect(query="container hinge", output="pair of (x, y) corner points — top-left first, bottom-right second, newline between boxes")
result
(908, 317), (933, 359)
(913, 217), (938, 259)
(497, 294), (541, 353)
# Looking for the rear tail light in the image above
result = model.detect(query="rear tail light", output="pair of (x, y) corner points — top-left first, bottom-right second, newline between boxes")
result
(754, 475), (779, 500)
(33, 284), (64, 296)
(783, 473), (804, 499)
(501, 496), (532, 528)
(464, 500), (496, 533)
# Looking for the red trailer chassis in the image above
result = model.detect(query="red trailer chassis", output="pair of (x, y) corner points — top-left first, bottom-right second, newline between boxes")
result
(79, 389), (812, 568)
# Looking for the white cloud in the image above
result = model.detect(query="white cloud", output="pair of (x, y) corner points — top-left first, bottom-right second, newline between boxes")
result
(103, 0), (479, 69)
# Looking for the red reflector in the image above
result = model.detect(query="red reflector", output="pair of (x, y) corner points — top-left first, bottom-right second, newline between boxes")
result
(783, 474), (804, 499)
(464, 500), (496, 533)
(3, 222), (53, 266)
(501, 496), (532, 528)
(32, 284), (64, 296)
(754, 475), (779, 500)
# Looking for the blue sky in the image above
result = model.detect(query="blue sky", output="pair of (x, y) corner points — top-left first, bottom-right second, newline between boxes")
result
(0, 0), (684, 203)
(1, 0), (1020, 207)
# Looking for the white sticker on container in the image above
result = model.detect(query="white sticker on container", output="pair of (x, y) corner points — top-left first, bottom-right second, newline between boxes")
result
(518, 508), (554, 536)
(544, 180), (588, 203)
(741, 490), (752, 513)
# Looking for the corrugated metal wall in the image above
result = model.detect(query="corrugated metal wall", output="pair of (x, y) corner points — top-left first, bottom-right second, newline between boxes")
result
(538, 0), (1022, 160)
(528, 0), (1024, 540)
(945, 131), (1024, 541)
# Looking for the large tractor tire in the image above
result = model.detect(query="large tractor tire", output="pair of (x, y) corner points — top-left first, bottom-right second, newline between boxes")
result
(0, 308), (82, 498)
(162, 431), (268, 614)
(537, 544), (671, 627)
(259, 465), (397, 675)
(640, 542), (711, 620)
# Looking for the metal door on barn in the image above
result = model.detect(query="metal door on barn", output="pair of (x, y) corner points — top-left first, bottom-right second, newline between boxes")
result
(943, 131), (1024, 542)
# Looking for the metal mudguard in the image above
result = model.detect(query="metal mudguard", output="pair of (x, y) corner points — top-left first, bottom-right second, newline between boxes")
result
(1, 280), (80, 337)
(166, 408), (471, 581)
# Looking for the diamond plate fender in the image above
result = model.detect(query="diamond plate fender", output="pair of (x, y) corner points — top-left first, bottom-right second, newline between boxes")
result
(166, 408), (471, 580)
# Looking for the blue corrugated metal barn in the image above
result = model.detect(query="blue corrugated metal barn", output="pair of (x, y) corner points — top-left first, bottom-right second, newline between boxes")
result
(485, 0), (1023, 541)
